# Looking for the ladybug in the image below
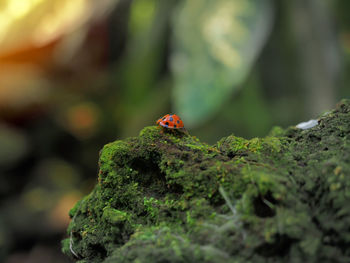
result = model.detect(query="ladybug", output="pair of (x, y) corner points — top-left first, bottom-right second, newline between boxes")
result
(156, 114), (185, 129)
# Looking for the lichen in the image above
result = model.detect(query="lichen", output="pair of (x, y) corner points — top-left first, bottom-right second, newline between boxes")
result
(63, 99), (350, 263)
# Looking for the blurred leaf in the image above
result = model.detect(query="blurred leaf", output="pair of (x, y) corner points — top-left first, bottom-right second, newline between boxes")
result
(113, 0), (176, 137)
(118, 0), (176, 107)
(0, 0), (117, 56)
(129, 0), (156, 36)
(171, 0), (273, 127)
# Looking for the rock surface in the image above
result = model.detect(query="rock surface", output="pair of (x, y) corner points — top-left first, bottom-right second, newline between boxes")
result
(62, 99), (350, 263)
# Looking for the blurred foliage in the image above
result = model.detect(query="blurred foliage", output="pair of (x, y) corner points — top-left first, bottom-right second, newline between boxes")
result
(0, 0), (115, 54)
(171, 0), (273, 127)
(0, 0), (349, 262)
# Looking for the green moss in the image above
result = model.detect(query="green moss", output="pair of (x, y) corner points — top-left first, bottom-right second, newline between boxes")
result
(63, 99), (350, 263)
(268, 126), (285, 137)
(102, 207), (131, 224)
(143, 197), (160, 219)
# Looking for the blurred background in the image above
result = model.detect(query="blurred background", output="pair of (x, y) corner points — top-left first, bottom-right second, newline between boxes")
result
(0, 0), (349, 262)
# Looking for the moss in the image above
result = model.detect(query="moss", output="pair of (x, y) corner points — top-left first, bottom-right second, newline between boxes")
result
(102, 207), (131, 224)
(63, 99), (350, 263)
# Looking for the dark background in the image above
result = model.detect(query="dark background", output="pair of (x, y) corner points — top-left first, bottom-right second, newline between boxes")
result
(0, 0), (349, 262)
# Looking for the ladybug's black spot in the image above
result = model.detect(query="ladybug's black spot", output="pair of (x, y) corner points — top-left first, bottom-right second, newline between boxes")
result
(174, 124), (177, 128)
(177, 120), (180, 124)
(169, 117), (174, 121)
(165, 122), (169, 126)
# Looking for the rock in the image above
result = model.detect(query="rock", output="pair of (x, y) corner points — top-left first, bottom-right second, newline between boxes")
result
(62, 99), (350, 263)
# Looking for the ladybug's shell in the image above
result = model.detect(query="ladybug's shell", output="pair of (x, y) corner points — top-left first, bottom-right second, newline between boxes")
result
(156, 114), (184, 129)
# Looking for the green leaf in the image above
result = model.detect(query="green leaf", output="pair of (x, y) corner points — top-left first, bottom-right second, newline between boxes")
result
(171, 0), (273, 127)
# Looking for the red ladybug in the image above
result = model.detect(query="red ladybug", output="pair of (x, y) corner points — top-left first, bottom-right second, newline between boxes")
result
(156, 114), (184, 129)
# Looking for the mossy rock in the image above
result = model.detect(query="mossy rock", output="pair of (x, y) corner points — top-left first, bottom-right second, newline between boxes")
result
(62, 99), (350, 263)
